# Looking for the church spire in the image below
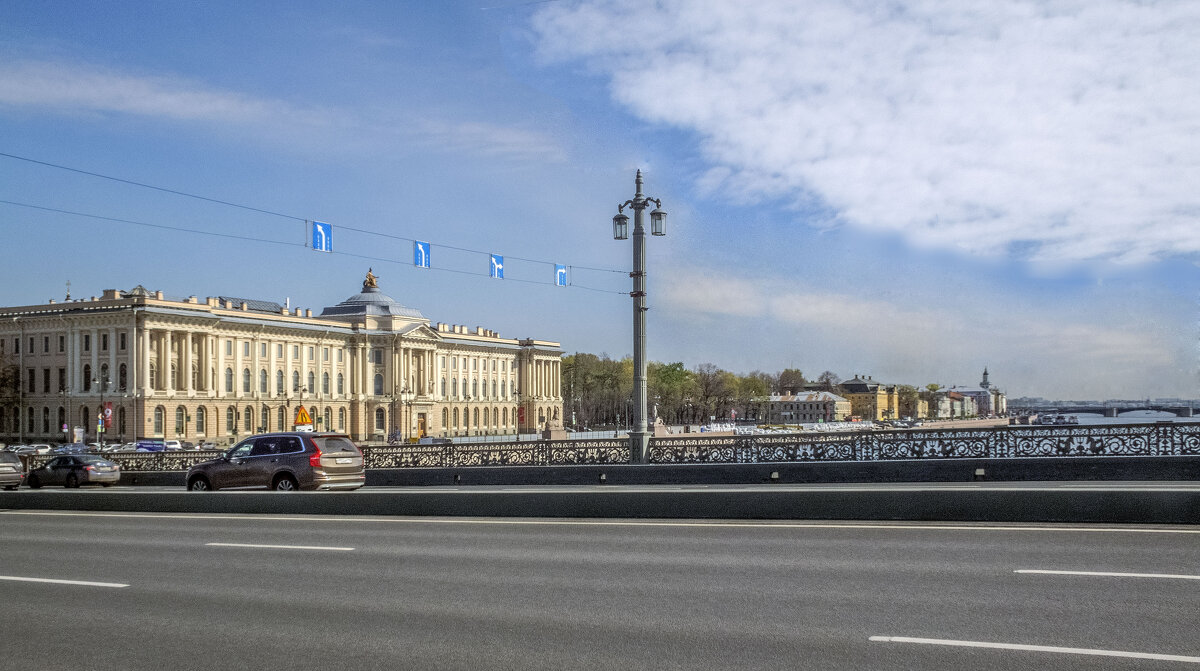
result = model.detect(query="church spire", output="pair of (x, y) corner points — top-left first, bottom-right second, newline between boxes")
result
(980, 367), (990, 389)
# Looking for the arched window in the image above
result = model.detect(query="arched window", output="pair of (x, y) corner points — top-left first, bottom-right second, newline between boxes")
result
(472, 380), (478, 398)
(292, 370), (300, 392)
(170, 363), (177, 390)
(373, 374), (383, 396)
(338, 408), (346, 430)
(119, 363), (128, 390)
(118, 407), (126, 436)
(27, 407), (34, 433)
(242, 368), (251, 393)
(441, 377), (446, 397)
(225, 367), (233, 393)
(192, 363), (200, 389)
(453, 408), (459, 429)
(493, 380), (498, 398)
(278, 407), (286, 430)
(83, 365), (92, 391)
(150, 363), (158, 390)
(308, 371), (316, 393)
(483, 407), (489, 427)
(175, 407), (185, 435)
(374, 407), (385, 431)
(451, 378), (457, 398)
(473, 407), (479, 428)
(261, 406), (269, 432)
(492, 407), (498, 427)
(322, 372), (330, 395)
(57, 406), (65, 433)
(337, 373), (344, 395)
(244, 406), (253, 432)
(276, 370), (284, 395)
(323, 407), (331, 430)
(42, 407), (50, 434)
(154, 406), (164, 435)
(503, 407), (508, 426)
(226, 407), (236, 435)
(442, 408), (449, 428)
(196, 407), (206, 435)
(259, 369), (268, 393)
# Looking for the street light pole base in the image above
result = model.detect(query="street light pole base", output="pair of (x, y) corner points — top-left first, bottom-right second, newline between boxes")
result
(629, 431), (650, 464)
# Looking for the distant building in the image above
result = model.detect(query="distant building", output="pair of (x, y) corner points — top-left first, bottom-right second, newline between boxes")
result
(0, 272), (563, 445)
(838, 375), (899, 421)
(765, 391), (851, 424)
(944, 368), (1007, 417)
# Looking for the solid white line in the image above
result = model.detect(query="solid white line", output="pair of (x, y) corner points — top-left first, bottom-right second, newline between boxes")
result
(1016, 569), (1200, 580)
(205, 542), (354, 551)
(4, 510), (1200, 534)
(870, 636), (1200, 663)
(0, 575), (128, 588)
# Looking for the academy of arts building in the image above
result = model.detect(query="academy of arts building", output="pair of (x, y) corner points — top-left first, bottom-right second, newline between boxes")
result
(0, 271), (564, 445)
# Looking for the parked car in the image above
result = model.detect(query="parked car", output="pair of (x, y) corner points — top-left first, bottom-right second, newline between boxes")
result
(0, 451), (24, 490)
(53, 443), (91, 455)
(164, 440), (183, 451)
(27, 455), (121, 488)
(186, 432), (364, 492)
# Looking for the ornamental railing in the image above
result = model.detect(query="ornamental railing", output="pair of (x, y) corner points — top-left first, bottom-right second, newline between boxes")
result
(20, 423), (1199, 472)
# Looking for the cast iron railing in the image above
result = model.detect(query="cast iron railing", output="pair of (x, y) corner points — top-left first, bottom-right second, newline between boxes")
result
(19, 423), (1199, 472)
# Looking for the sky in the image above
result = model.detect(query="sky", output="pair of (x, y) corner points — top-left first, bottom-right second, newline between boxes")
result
(1, 0), (1197, 401)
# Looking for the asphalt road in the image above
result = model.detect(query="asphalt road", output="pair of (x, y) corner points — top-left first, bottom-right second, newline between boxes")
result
(1, 511), (1198, 670)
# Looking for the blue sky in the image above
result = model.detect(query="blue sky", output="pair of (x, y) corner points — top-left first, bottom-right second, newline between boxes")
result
(1, 0), (1197, 401)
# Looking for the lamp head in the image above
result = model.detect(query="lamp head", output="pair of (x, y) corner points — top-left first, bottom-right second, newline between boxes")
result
(650, 207), (667, 236)
(612, 212), (629, 240)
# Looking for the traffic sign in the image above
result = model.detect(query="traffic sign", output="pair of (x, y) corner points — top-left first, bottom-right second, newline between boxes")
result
(294, 406), (313, 425)
(414, 241), (430, 268)
(312, 221), (333, 252)
(490, 254), (504, 279)
(555, 264), (567, 287)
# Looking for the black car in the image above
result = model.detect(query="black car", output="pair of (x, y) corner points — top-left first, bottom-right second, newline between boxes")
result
(27, 455), (121, 488)
(186, 432), (365, 491)
(0, 451), (24, 490)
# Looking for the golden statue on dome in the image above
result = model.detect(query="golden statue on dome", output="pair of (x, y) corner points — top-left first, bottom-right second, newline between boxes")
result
(364, 268), (378, 289)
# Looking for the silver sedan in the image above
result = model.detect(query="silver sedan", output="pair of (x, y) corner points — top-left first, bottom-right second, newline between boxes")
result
(27, 455), (121, 488)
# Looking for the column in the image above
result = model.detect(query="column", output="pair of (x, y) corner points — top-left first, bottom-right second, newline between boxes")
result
(140, 329), (152, 394)
(164, 330), (174, 392)
(184, 332), (194, 393)
(90, 328), (100, 391)
(108, 327), (118, 389)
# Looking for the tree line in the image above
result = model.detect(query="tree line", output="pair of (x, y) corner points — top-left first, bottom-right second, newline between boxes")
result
(561, 353), (843, 428)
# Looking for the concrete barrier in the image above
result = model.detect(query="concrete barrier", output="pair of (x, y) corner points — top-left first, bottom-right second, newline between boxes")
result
(2, 486), (1197, 523)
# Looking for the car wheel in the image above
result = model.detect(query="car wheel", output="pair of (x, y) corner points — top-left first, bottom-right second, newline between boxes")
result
(273, 475), (298, 491)
(28, 474), (41, 489)
(187, 477), (212, 492)
(65, 473), (79, 489)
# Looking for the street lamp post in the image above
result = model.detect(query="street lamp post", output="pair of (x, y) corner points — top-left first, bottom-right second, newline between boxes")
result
(612, 169), (666, 463)
(92, 375), (110, 448)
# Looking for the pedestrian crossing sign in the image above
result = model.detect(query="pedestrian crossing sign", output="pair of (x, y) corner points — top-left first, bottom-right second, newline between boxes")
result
(294, 406), (313, 426)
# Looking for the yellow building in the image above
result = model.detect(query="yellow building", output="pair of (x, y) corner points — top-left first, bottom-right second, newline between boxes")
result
(0, 272), (563, 445)
(837, 375), (899, 421)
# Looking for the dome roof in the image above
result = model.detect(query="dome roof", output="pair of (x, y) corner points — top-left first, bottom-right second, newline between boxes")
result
(319, 272), (425, 321)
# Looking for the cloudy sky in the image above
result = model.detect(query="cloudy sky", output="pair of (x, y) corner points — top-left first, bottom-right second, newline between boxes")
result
(1, 0), (1196, 401)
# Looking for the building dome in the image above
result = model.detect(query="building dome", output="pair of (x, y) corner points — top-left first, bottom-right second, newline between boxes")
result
(319, 270), (425, 321)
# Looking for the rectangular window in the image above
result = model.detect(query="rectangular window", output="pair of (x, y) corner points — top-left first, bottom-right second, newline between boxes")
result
(27, 369), (35, 393)
(308, 346), (314, 361)
(101, 333), (109, 351)
(293, 345), (299, 360)
(58, 368), (66, 392)
(42, 368), (50, 393)
(43, 336), (50, 353)
(243, 342), (250, 356)
(83, 334), (90, 352)
(225, 340), (232, 356)
(323, 347), (329, 361)
(59, 335), (65, 352)
(13, 338), (18, 354)
(276, 344), (283, 358)
(261, 343), (267, 357)
(337, 349), (343, 363)
(119, 332), (126, 350)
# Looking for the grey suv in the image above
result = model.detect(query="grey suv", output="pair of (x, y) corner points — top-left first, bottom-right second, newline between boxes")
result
(186, 432), (365, 491)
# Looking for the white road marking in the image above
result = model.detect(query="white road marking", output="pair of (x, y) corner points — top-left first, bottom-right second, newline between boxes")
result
(4, 510), (1200, 534)
(0, 575), (128, 588)
(205, 542), (354, 551)
(1016, 569), (1200, 580)
(870, 636), (1200, 663)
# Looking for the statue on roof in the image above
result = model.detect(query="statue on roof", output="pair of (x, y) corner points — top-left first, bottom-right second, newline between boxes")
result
(364, 268), (378, 289)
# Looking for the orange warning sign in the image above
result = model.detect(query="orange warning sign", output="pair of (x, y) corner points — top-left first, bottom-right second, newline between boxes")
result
(294, 406), (313, 425)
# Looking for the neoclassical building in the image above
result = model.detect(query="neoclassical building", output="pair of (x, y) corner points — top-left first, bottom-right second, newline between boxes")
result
(0, 272), (564, 445)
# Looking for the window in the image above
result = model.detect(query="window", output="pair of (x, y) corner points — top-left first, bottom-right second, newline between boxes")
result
(452, 357), (457, 370)
(473, 407), (479, 428)
(259, 369), (267, 393)
(175, 407), (185, 435)
(337, 349), (343, 363)
(483, 407), (489, 427)
(276, 344), (283, 358)
(337, 373), (344, 395)
(225, 340), (232, 356)
(58, 368), (66, 392)
(226, 407), (235, 434)
(323, 347), (329, 361)
(278, 407), (286, 430)
(276, 370), (284, 394)
(42, 407), (50, 434)
(292, 370), (300, 392)
(119, 332), (126, 351)
(442, 408), (449, 428)
(375, 408), (385, 431)
(503, 407), (508, 426)
(322, 372), (330, 395)
(154, 407), (164, 435)
(308, 347), (314, 361)
(338, 408), (346, 430)
(453, 408), (459, 429)
(451, 378), (457, 398)
(293, 345), (299, 360)
(261, 407), (269, 432)
(59, 335), (65, 352)
(27, 407), (33, 433)
(28, 337), (34, 353)
(101, 333), (109, 351)
(308, 371), (316, 393)
(323, 407), (331, 430)
(225, 368), (234, 393)
(119, 364), (127, 390)
(244, 407), (253, 432)
(260, 343), (267, 357)
(243, 342), (250, 356)
(441, 377), (446, 397)
(440, 356), (446, 369)
(42, 368), (50, 393)
(242, 368), (250, 393)
(196, 407), (206, 435)
(43, 336), (49, 353)
(493, 380), (498, 398)
(472, 380), (478, 398)
(373, 374), (383, 396)
(13, 338), (18, 354)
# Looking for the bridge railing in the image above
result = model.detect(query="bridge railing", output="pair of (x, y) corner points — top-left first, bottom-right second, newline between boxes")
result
(19, 423), (1199, 472)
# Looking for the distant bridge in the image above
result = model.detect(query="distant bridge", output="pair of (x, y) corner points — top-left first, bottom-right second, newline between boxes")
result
(1012, 405), (1194, 418)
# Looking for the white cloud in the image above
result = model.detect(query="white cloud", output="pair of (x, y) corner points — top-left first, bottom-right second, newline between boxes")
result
(533, 0), (1200, 265)
(0, 59), (566, 163)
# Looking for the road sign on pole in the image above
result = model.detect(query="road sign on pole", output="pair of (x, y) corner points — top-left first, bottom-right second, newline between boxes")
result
(312, 221), (333, 252)
(414, 241), (430, 268)
(490, 254), (504, 279)
(555, 264), (567, 287)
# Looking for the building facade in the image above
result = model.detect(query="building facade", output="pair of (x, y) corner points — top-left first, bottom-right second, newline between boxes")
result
(0, 273), (563, 445)
(764, 391), (852, 424)
(837, 375), (899, 421)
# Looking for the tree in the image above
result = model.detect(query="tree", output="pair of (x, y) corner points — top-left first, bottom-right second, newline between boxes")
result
(777, 368), (806, 393)
(816, 370), (841, 391)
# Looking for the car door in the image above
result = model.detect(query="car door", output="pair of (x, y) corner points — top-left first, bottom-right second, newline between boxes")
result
(208, 440), (255, 489)
(42, 457), (69, 485)
(244, 436), (283, 488)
